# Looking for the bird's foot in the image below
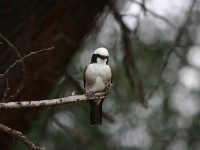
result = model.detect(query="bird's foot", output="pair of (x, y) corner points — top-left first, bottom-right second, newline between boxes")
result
(104, 84), (112, 94)
(86, 92), (95, 98)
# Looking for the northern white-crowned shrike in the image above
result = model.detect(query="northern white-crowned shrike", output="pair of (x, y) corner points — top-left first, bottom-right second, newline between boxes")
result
(84, 47), (112, 125)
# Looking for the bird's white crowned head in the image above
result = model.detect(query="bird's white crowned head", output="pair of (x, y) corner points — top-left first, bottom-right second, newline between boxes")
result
(91, 47), (109, 64)
(93, 47), (109, 56)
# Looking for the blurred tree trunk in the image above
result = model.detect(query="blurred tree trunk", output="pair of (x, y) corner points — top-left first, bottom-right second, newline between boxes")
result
(0, 0), (107, 149)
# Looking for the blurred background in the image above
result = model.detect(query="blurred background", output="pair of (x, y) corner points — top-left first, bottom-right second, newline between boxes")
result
(0, 0), (200, 149)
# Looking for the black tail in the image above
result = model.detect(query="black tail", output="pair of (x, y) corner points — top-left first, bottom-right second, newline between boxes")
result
(90, 100), (104, 125)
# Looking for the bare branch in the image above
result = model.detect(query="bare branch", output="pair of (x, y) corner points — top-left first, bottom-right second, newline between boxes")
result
(147, 0), (197, 99)
(0, 47), (55, 78)
(159, 0), (197, 75)
(0, 92), (107, 109)
(108, 0), (147, 107)
(0, 33), (25, 65)
(0, 124), (44, 150)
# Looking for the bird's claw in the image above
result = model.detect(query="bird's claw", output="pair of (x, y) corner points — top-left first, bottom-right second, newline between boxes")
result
(86, 92), (95, 98)
(105, 85), (112, 94)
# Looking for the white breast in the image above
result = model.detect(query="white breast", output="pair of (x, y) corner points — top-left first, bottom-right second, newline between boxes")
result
(85, 63), (112, 93)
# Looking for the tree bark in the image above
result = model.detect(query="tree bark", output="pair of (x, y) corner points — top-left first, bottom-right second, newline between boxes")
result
(0, 0), (107, 149)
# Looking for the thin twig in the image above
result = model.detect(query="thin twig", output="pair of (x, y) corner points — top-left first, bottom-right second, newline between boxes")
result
(0, 47), (55, 78)
(129, 0), (176, 29)
(0, 92), (107, 109)
(159, 0), (196, 76)
(0, 33), (27, 100)
(0, 124), (44, 150)
(2, 78), (10, 102)
(0, 34), (26, 70)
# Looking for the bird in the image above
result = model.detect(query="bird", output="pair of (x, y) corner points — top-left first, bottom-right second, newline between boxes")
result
(83, 47), (112, 125)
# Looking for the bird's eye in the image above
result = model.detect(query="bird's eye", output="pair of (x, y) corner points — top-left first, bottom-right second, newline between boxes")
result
(97, 54), (108, 60)
(102, 56), (106, 60)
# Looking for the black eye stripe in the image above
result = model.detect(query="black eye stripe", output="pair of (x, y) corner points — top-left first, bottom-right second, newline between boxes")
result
(91, 54), (109, 64)
(96, 54), (108, 60)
